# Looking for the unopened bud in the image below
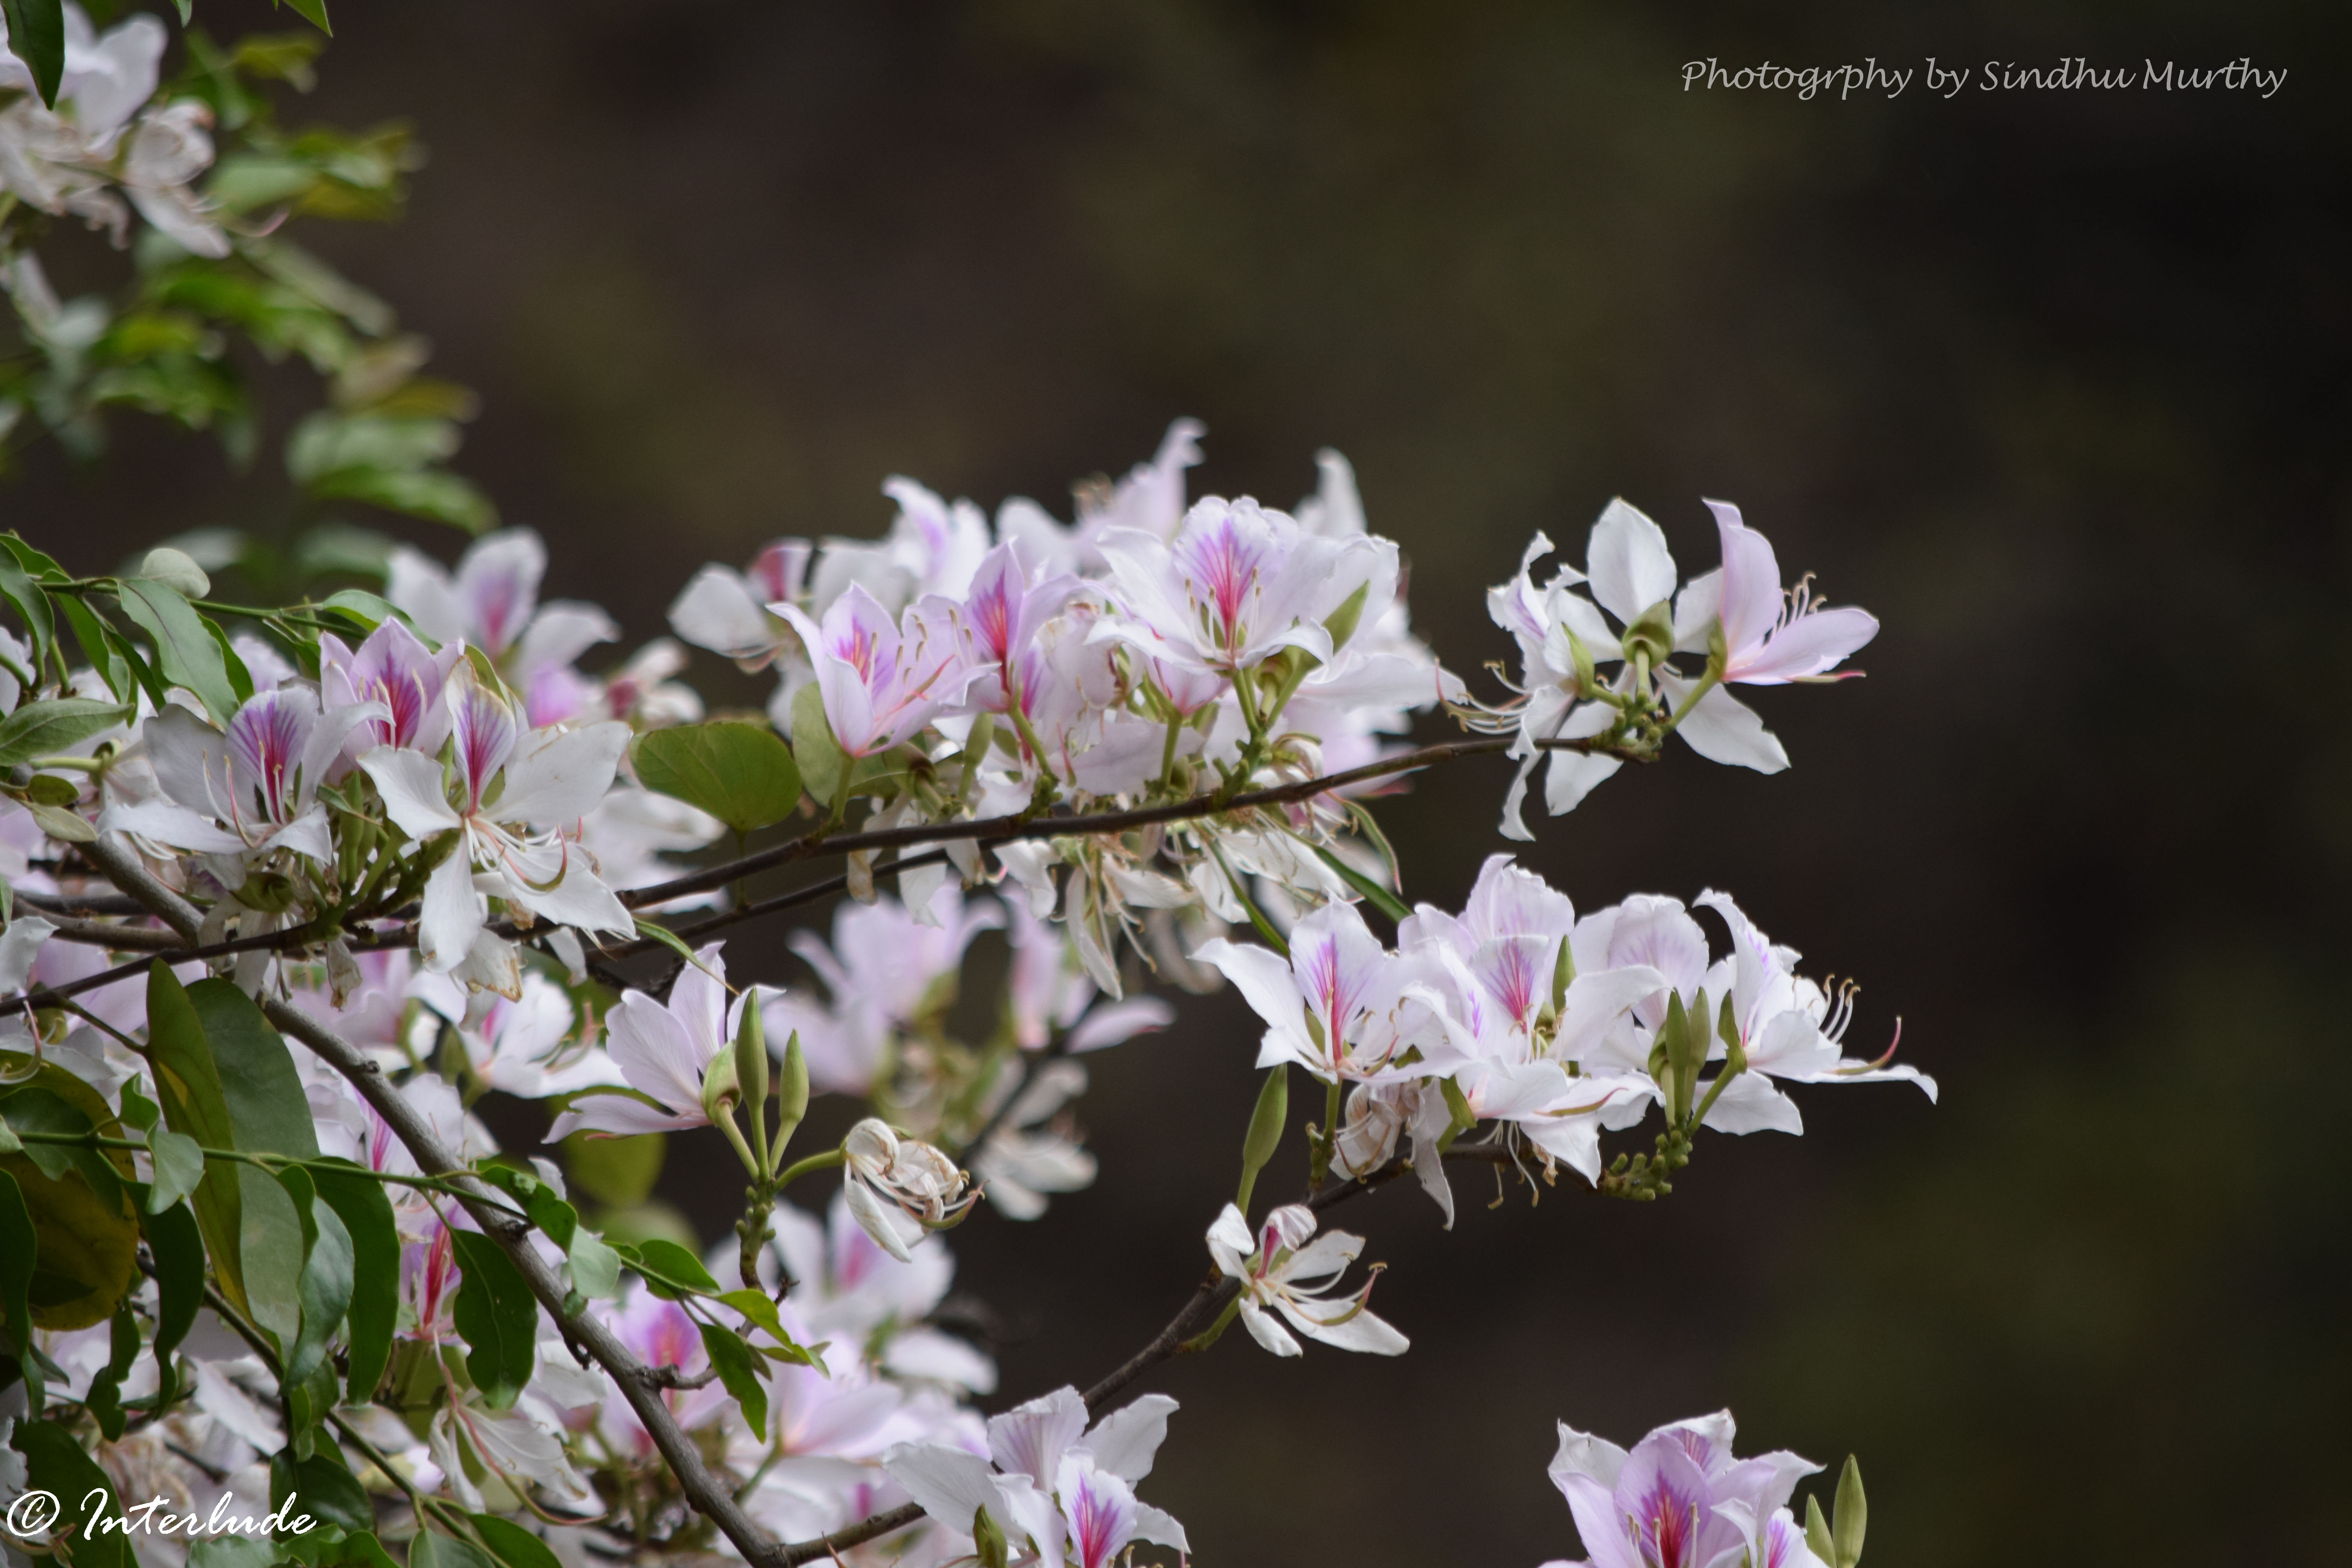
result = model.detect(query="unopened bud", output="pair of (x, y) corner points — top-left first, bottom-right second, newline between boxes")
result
(773, 1029), (809, 1161)
(1832, 1455), (1867, 1568)
(1235, 1064), (1289, 1214)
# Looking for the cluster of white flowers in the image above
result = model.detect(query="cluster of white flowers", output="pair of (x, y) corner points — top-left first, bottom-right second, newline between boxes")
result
(0, 4), (227, 260)
(667, 421), (1461, 991)
(1479, 497), (1879, 833)
(1209, 854), (1933, 1226)
(0, 416), (1906, 1567)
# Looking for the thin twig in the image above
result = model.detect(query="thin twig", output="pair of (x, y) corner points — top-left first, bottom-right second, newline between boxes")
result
(622, 734), (1593, 909)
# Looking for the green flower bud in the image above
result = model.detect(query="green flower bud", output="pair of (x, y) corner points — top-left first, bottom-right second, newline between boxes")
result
(1236, 1064), (1290, 1213)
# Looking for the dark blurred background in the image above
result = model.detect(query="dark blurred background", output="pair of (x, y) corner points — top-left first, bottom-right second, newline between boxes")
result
(22, 1), (2352, 1562)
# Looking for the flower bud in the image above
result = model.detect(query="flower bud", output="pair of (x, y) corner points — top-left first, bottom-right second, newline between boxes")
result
(1236, 1064), (1289, 1212)
(1832, 1455), (1866, 1568)
(731, 994), (771, 1172)
(773, 1028), (809, 1161)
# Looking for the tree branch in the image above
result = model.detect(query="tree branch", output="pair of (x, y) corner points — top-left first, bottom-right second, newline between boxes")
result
(620, 733), (1591, 910)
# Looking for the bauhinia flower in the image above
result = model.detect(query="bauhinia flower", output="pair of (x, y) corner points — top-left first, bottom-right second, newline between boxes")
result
(882, 1385), (1189, 1568)
(105, 688), (379, 864)
(360, 665), (633, 979)
(547, 942), (741, 1138)
(0, 4), (230, 256)
(1094, 494), (1385, 678)
(319, 618), (461, 764)
(1196, 901), (1447, 1083)
(775, 583), (979, 759)
(388, 527), (617, 682)
(1684, 889), (1936, 1135)
(841, 1118), (977, 1263)
(1674, 501), (1879, 686)
(953, 541), (1085, 716)
(1539, 1412), (1824, 1568)
(1206, 1201), (1408, 1357)
(667, 540), (811, 669)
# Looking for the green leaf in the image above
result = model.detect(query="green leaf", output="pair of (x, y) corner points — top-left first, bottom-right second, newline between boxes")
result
(632, 721), (802, 834)
(0, 0), (63, 109)
(410, 1528), (497, 1568)
(207, 617), (256, 705)
(0, 1169), (38, 1401)
(448, 1229), (537, 1410)
(277, 0), (332, 36)
(190, 1541), (274, 1568)
(696, 1321), (769, 1441)
(1832, 1455), (1866, 1568)
(559, 1130), (664, 1207)
(236, 1163), (306, 1347)
(0, 543), (53, 671)
(790, 682), (844, 809)
(118, 1079), (161, 1132)
(272, 1448), (372, 1534)
(318, 588), (403, 631)
(145, 1127), (206, 1214)
(54, 593), (135, 705)
(1310, 841), (1412, 923)
(469, 1515), (563, 1568)
(276, 1167), (355, 1387)
(145, 963), (249, 1315)
(629, 1236), (719, 1297)
(141, 1200), (205, 1363)
(287, 411), (457, 483)
(0, 696), (131, 768)
(310, 1161), (398, 1402)
(310, 466), (496, 535)
(0, 1062), (139, 1332)
(15, 1419), (134, 1568)
(117, 577), (239, 724)
(476, 1166), (623, 1302)
(716, 1288), (820, 1365)
(190, 977), (322, 1158)
(170, 981), (310, 1345)
(568, 1227), (622, 1300)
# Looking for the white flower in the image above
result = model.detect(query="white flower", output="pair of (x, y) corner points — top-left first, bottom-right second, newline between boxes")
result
(387, 527), (616, 680)
(841, 1119), (976, 1263)
(1196, 901), (1447, 1084)
(546, 943), (742, 1138)
(1093, 494), (1385, 679)
(359, 664), (633, 980)
(1205, 1201), (1408, 1357)
(102, 688), (379, 866)
(883, 1386), (1188, 1567)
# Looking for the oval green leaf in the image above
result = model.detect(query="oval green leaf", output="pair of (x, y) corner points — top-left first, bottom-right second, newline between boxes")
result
(632, 720), (802, 834)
